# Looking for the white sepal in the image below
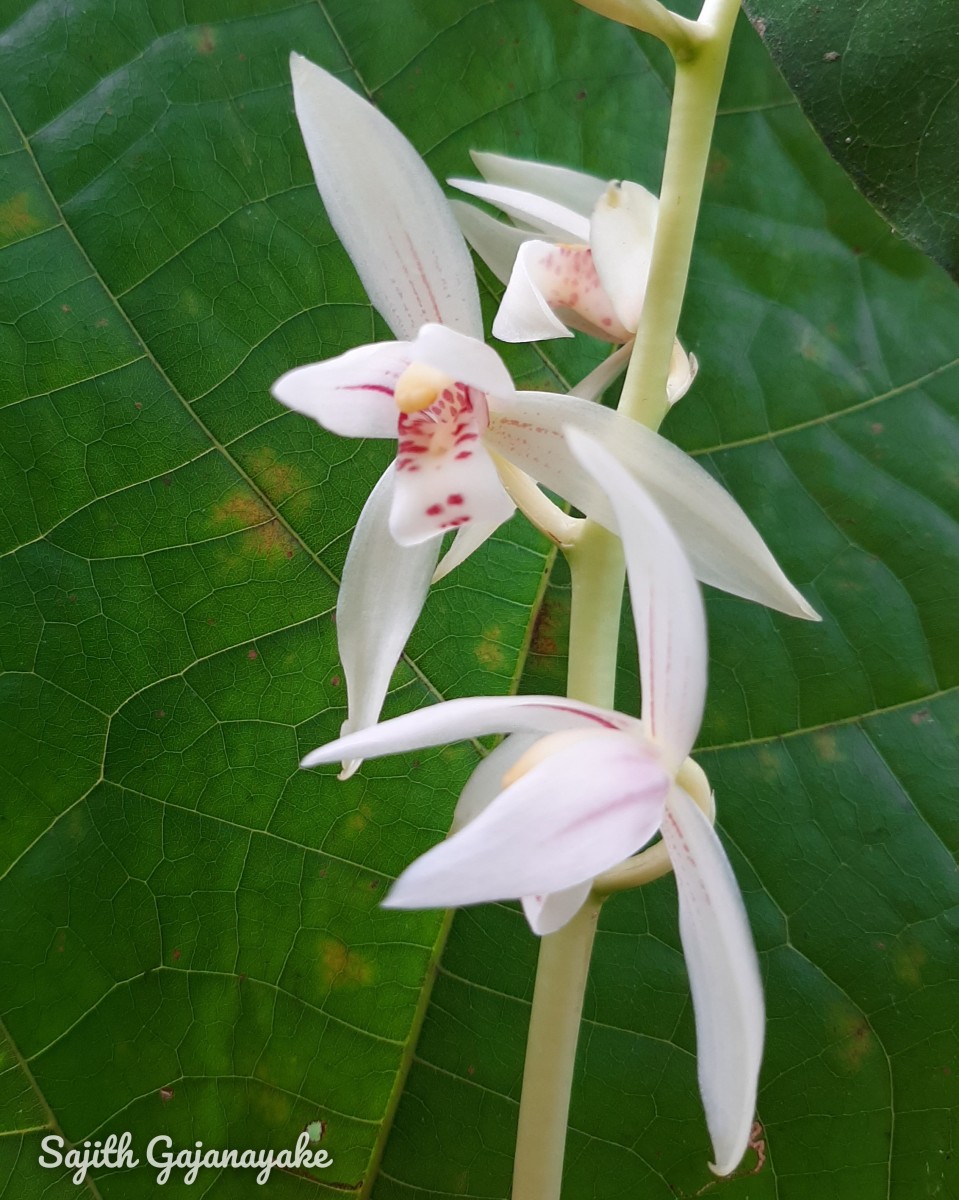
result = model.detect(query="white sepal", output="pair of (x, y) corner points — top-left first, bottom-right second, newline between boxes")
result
(522, 882), (593, 935)
(470, 151), (607, 218)
(567, 429), (707, 768)
(335, 465), (440, 777)
(485, 391), (819, 621)
(290, 53), (481, 340)
(383, 732), (669, 909)
(589, 180), (659, 333)
(661, 786), (765, 1177)
(411, 324), (516, 400)
(449, 200), (530, 287)
(492, 240), (576, 343)
(271, 342), (409, 437)
(447, 177), (590, 242)
(301, 694), (639, 769)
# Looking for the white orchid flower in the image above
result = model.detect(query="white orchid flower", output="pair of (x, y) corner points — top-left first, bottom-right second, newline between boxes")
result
(275, 55), (816, 771)
(450, 152), (695, 403)
(301, 429), (764, 1177)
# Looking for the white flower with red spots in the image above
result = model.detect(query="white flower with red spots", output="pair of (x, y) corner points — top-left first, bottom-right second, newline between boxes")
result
(275, 55), (817, 771)
(450, 152), (695, 402)
(301, 430), (764, 1178)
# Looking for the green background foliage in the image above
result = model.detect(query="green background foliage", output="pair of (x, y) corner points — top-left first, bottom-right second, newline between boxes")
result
(0, 0), (956, 1197)
(743, 0), (959, 282)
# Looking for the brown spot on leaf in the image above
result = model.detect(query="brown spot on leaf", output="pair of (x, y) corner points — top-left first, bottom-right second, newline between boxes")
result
(196, 25), (216, 54)
(247, 648), (258, 660)
(159, 1087), (175, 1103)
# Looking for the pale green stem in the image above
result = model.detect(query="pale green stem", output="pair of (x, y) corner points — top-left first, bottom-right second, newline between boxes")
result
(511, 520), (622, 1200)
(511, 2), (741, 1196)
(572, 0), (698, 59)
(618, 0), (740, 428)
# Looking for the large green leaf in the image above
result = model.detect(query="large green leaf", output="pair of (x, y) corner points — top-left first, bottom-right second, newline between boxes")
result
(743, 0), (959, 281)
(0, 2), (956, 1198)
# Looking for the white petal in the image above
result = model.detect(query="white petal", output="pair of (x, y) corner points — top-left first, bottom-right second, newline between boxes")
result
(567, 429), (706, 766)
(451, 734), (538, 832)
(290, 54), (481, 340)
(493, 240), (631, 344)
(661, 787), (764, 1177)
(470, 152), (608, 218)
(336, 465), (440, 777)
(667, 343), (698, 406)
(447, 178), (590, 242)
(486, 392), (819, 621)
(492, 240), (576, 342)
(410, 324), (516, 400)
(522, 882), (593, 935)
(271, 342), (409, 437)
(389, 387), (514, 545)
(571, 342), (633, 402)
(301, 694), (639, 769)
(589, 180), (659, 333)
(383, 731), (668, 909)
(432, 516), (505, 583)
(449, 200), (531, 286)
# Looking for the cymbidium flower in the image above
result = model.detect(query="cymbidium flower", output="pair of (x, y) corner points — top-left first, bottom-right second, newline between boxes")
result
(301, 429), (763, 1177)
(450, 152), (695, 403)
(275, 55), (817, 771)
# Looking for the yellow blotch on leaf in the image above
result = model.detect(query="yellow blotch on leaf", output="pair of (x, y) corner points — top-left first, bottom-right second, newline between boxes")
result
(475, 625), (505, 668)
(319, 938), (375, 988)
(0, 192), (46, 247)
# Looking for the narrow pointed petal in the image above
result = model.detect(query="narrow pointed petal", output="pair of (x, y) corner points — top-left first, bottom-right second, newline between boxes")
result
(522, 882), (593, 935)
(661, 787), (764, 1177)
(449, 200), (531, 286)
(486, 392), (819, 621)
(589, 180), (659, 332)
(336, 465), (440, 774)
(410, 324), (516, 400)
(451, 734), (538, 832)
(567, 429), (706, 766)
(271, 342), (409, 437)
(448, 178), (590, 242)
(390, 385), (514, 544)
(301, 694), (638, 769)
(493, 241), (631, 344)
(432, 515), (506, 583)
(470, 152), (607, 218)
(383, 732), (669, 909)
(571, 342), (633, 401)
(290, 54), (481, 339)
(667, 343), (698, 405)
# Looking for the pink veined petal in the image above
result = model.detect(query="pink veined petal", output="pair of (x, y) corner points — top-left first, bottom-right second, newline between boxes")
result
(522, 882), (593, 936)
(470, 151), (608, 219)
(451, 734), (538, 832)
(389, 384), (514, 545)
(567, 429), (707, 767)
(300, 694), (640, 769)
(485, 391), (819, 621)
(335, 465), (440, 778)
(448, 178), (591, 242)
(410, 324), (516, 400)
(449, 200), (533, 287)
(661, 786), (765, 1177)
(271, 341), (410, 438)
(589, 180), (659, 333)
(432, 515), (508, 583)
(383, 731), (669, 910)
(290, 54), (481, 340)
(493, 241), (631, 344)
